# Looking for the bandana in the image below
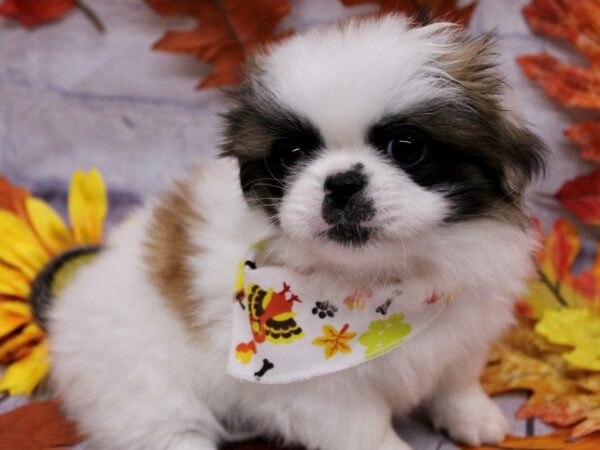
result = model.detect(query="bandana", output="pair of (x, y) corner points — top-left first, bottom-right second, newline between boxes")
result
(227, 246), (453, 384)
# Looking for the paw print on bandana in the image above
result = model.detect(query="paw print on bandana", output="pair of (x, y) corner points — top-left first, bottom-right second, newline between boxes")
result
(312, 301), (338, 319)
(359, 313), (412, 359)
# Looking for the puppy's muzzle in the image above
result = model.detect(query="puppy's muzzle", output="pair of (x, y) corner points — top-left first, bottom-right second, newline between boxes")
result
(322, 167), (375, 224)
(321, 166), (376, 246)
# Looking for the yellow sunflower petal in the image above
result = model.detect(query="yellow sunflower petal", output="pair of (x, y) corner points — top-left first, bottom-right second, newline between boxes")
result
(26, 196), (75, 256)
(0, 264), (30, 298)
(0, 322), (44, 362)
(0, 341), (49, 396)
(0, 301), (32, 338)
(68, 169), (107, 245)
(0, 210), (49, 280)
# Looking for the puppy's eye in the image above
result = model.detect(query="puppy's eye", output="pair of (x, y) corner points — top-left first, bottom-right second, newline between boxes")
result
(386, 131), (428, 167)
(272, 139), (304, 165)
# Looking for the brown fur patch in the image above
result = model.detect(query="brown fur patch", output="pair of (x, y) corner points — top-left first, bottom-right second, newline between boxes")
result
(144, 174), (204, 331)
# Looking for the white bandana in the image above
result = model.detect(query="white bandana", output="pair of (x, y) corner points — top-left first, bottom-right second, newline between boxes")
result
(227, 247), (453, 384)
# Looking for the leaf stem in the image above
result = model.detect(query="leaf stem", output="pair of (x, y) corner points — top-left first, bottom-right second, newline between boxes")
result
(538, 269), (569, 308)
(212, 0), (246, 53)
(75, 0), (105, 33)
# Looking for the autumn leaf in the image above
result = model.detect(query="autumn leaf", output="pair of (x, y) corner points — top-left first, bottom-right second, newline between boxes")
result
(0, 399), (83, 448)
(462, 427), (600, 449)
(555, 169), (600, 226)
(340, 0), (476, 24)
(536, 309), (600, 371)
(0, 0), (75, 27)
(483, 216), (600, 438)
(0, 176), (29, 221)
(520, 218), (600, 318)
(482, 325), (600, 438)
(517, 54), (600, 110)
(145, 0), (292, 89)
(520, 1), (600, 163)
(566, 121), (600, 164)
(523, 0), (600, 65)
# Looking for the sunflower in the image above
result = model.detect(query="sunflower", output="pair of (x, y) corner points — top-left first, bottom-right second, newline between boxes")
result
(0, 169), (107, 396)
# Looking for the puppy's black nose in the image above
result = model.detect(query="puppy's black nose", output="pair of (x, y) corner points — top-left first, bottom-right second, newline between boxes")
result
(324, 169), (367, 209)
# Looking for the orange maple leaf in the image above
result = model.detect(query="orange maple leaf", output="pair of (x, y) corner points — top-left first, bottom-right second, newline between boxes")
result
(566, 121), (600, 164)
(523, 0), (600, 65)
(517, 54), (600, 110)
(0, 399), (83, 448)
(483, 218), (600, 439)
(340, 0), (477, 25)
(521, 218), (600, 318)
(520, 1), (600, 165)
(462, 427), (600, 449)
(145, 0), (292, 89)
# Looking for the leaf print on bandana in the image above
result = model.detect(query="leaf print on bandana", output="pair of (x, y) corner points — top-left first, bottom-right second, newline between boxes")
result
(359, 313), (412, 359)
(312, 323), (357, 359)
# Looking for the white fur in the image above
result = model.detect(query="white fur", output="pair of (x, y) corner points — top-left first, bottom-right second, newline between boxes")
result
(49, 17), (536, 450)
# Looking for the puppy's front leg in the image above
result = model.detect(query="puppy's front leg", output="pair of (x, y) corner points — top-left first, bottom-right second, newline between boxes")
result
(288, 396), (412, 450)
(428, 355), (509, 446)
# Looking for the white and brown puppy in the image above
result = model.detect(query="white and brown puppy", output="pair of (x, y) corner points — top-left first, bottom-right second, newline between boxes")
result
(49, 15), (545, 450)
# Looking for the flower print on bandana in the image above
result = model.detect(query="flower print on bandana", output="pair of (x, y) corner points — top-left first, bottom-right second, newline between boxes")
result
(359, 313), (412, 359)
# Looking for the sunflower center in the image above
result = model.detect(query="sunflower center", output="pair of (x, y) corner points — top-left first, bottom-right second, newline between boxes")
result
(29, 246), (101, 329)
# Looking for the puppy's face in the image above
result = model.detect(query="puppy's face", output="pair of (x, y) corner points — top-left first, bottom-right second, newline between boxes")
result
(222, 17), (544, 257)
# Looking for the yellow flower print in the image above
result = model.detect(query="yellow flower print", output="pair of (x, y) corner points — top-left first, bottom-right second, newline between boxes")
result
(0, 169), (107, 395)
(312, 323), (357, 359)
(359, 313), (412, 359)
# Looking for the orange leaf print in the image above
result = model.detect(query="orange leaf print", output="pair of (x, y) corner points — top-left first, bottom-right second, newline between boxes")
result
(312, 323), (357, 359)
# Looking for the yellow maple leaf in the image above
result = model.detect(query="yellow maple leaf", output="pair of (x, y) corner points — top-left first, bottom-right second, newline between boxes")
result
(481, 322), (600, 438)
(536, 309), (600, 371)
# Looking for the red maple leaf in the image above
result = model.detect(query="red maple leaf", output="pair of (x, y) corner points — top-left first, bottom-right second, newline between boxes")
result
(0, 0), (76, 27)
(145, 0), (292, 89)
(555, 168), (600, 226)
(340, 0), (477, 25)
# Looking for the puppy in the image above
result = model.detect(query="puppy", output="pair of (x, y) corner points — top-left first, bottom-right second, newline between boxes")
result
(49, 15), (545, 450)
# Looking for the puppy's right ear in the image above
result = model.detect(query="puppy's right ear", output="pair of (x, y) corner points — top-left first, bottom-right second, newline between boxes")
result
(438, 32), (547, 195)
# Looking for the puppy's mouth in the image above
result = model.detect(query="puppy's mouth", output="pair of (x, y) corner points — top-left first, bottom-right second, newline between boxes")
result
(323, 223), (373, 247)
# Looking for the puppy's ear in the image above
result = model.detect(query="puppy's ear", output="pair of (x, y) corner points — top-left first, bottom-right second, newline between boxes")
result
(441, 32), (547, 194)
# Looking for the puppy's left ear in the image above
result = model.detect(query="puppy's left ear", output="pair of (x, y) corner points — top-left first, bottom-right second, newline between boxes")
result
(442, 32), (547, 195)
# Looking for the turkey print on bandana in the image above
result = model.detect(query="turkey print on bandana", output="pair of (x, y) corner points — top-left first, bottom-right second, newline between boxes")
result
(229, 249), (454, 383)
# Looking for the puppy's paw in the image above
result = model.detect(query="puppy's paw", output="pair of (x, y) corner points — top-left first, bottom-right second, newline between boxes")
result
(430, 385), (509, 446)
